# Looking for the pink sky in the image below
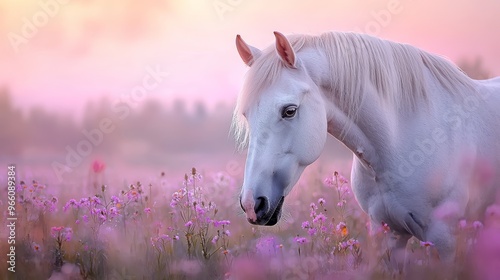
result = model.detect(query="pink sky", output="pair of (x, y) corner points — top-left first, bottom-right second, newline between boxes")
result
(1, 0), (499, 117)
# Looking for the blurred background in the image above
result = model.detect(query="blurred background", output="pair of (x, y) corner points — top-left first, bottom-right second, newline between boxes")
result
(0, 0), (498, 183)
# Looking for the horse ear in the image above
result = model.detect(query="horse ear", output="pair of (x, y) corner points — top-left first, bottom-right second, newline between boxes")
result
(236, 35), (261, 67)
(274, 31), (296, 68)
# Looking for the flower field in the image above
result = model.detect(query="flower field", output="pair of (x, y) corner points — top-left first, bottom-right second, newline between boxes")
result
(1, 163), (498, 280)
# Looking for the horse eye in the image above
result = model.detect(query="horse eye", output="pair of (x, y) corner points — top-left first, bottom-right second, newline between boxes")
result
(281, 105), (297, 119)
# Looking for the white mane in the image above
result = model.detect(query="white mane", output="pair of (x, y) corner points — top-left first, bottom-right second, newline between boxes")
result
(232, 32), (477, 149)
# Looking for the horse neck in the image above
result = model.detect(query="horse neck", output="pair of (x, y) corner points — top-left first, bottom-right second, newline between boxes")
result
(320, 64), (474, 177)
(322, 81), (395, 176)
(298, 47), (394, 174)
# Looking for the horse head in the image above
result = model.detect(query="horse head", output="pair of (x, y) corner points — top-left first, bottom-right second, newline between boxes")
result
(234, 32), (328, 225)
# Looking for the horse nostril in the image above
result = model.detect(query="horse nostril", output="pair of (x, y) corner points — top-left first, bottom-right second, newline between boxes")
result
(254, 196), (269, 219)
(239, 196), (245, 212)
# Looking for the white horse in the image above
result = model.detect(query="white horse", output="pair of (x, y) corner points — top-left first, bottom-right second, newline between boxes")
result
(233, 31), (500, 263)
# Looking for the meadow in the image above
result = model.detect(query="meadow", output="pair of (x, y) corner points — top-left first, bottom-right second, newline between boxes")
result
(3, 1), (500, 279)
(2, 160), (497, 280)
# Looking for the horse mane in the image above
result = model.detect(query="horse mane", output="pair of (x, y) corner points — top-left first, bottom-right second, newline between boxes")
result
(232, 32), (477, 149)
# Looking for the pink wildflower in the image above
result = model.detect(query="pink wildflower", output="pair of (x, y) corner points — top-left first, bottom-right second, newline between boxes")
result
(310, 203), (318, 218)
(310, 203), (318, 210)
(92, 159), (105, 173)
(337, 173), (348, 185)
(324, 176), (335, 187)
(51, 226), (64, 238)
(127, 190), (139, 201)
(51, 227), (72, 241)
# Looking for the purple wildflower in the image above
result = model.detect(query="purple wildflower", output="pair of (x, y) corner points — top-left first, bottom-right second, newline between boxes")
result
(109, 207), (119, 218)
(90, 196), (101, 206)
(473, 221), (483, 230)
(308, 228), (317, 236)
(301, 221), (310, 229)
(313, 213), (327, 224)
(110, 195), (121, 205)
(79, 198), (90, 208)
(294, 236), (307, 244)
(212, 235), (219, 244)
(346, 238), (360, 250)
(214, 220), (231, 227)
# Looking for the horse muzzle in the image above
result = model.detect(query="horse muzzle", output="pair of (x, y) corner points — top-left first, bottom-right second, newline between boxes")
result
(240, 195), (284, 226)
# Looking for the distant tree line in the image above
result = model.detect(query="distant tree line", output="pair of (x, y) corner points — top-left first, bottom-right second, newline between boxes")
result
(0, 89), (236, 163)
